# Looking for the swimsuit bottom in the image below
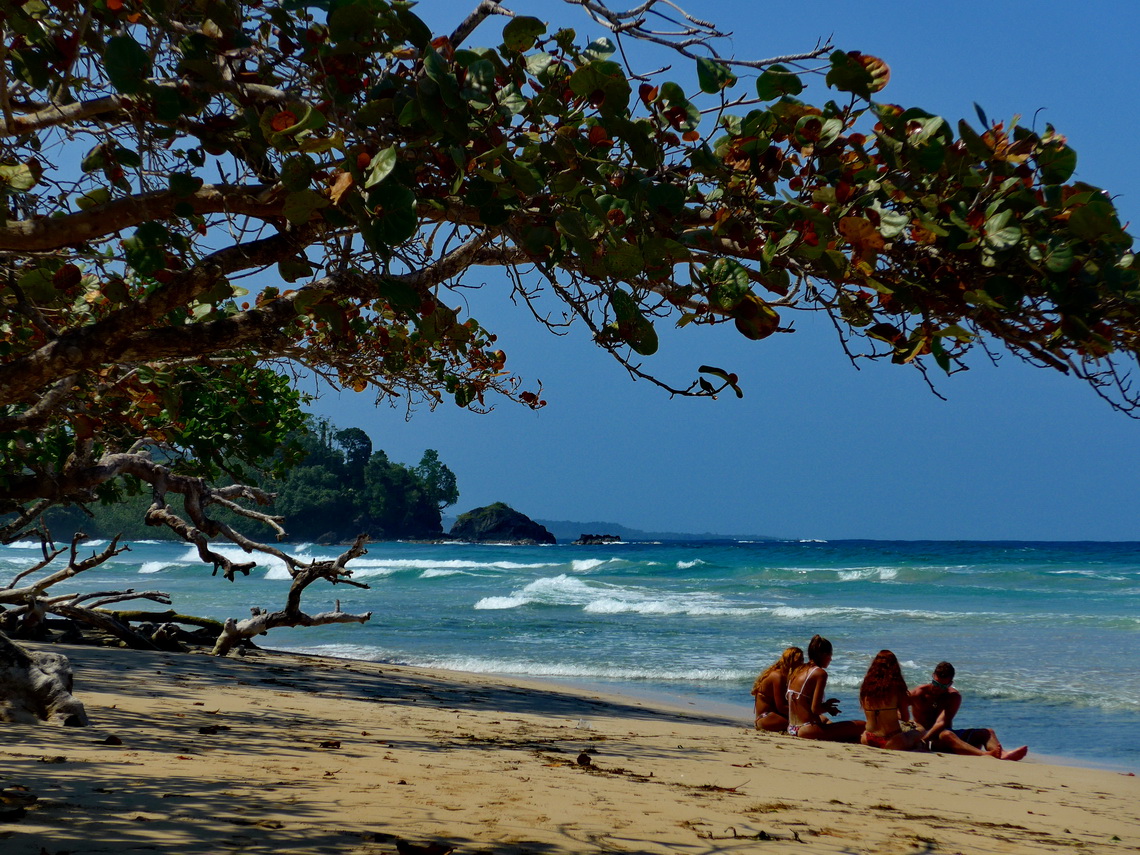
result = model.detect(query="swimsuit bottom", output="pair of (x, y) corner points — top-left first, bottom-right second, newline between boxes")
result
(755, 711), (784, 729)
(864, 731), (890, 749)
(787, 724), (802, 737)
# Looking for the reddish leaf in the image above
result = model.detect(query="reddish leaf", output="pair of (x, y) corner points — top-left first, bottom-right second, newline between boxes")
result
(838, 216), (886, 259)
(271, 111), (297, 132)
(328, 170), (354, 205)
(855, 53), (890, 93)
(587, 126), (610, 146)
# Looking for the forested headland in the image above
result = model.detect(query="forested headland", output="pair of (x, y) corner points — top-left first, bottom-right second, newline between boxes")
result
(37, 416), (459, 544)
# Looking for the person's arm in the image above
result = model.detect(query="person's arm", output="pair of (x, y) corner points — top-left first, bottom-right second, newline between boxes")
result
(920, 692), (961, 742)
(773, 674), (789, 716)
(810, 671), (839, 720)
(898, 688), (912, 722)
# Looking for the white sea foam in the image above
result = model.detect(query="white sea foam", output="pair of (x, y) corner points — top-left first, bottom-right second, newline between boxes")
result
(473, 573), (752, 616)
(768, 604), (953, 621)
(138, 561), (172, 574)
(419, 568), (469, 578)
(677, 559), (707, 569)
(836, 566), (900, 582)
(349, 558), (558, 578)
(570, 558), (609, 572)
(179, 543), (310, 580)
(473, 595), (532, 609)
(584, 597), (751, 617)
(299, 647), (754, 683)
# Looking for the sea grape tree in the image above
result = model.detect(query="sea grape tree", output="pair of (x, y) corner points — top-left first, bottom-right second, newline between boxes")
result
(0, 0), (1137, 651)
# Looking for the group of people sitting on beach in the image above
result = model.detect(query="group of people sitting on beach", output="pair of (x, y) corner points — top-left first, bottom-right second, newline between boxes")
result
(751, 634), (1028, 760)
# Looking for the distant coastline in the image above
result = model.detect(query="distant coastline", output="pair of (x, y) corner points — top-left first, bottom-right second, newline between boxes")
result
(441, 515), (778, 543)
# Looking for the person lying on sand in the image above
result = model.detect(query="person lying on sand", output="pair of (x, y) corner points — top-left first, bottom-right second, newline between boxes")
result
(785, 635), (865, 743)
(909, 661), (1028, 760)
(751, 646), (803, 732)
(858, 650), (925, 751)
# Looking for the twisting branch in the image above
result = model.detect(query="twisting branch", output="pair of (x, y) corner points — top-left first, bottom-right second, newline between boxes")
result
(211, 535), (372, 656)
(451, 0), (515, 48)
(561, 0), (833, 68)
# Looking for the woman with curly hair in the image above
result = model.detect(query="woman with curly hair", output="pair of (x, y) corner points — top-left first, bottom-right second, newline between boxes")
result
(859, 649), (925, 751)
(784, 635), (865, 742)
(751, 647), (803, 732)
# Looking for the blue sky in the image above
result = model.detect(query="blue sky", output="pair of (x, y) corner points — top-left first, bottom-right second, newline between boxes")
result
(310, 0), (1140, 540)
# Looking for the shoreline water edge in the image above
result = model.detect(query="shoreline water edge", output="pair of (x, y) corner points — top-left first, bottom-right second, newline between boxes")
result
(2, 537), (1138, 772)
(2, 644), (1138, 855)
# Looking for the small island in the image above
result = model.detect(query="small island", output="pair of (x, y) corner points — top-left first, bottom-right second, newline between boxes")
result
(572, 534), (623, 545)
(449, 502), (557, 545)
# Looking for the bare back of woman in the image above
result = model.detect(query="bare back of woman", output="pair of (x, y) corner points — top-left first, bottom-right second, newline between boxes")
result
(752, 646), (802, 732)
(859, 649), (925, 751)
(785, 635), (865, 744)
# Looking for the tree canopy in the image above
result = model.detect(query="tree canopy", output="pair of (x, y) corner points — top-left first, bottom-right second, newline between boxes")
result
(271, 419), (459, 541)
(1, 0), (1137, 652)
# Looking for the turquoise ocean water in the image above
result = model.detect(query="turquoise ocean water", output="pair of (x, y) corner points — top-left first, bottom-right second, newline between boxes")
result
(2, 538), (1137, 770)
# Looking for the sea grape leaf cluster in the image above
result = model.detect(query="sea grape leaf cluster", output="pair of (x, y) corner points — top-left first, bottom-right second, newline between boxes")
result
(1, 0), (1137, 567)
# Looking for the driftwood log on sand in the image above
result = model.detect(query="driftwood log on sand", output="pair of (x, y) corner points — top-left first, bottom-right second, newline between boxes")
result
(0, 631), (88, 725)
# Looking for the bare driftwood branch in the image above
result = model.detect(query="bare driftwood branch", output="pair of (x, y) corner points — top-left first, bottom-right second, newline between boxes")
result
(0, 632), (89, 725)
(211, 535), (372, 655)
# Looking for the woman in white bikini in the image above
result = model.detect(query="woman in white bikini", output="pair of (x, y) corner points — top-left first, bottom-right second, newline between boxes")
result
(858, 649), (924, 751)
(751, 646), (803, 732)
(785, 635), (865, 743)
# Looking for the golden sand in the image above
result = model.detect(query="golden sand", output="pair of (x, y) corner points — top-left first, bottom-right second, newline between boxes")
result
(1, 644), (1137, 854)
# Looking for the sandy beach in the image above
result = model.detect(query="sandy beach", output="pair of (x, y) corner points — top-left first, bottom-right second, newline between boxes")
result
(1, 644), (1137, 854)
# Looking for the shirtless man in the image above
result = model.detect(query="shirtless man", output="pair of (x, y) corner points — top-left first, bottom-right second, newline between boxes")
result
(909, 662), (1028, 761)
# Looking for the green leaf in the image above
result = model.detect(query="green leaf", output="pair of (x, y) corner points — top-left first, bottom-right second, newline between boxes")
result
(75, 188), (111, 210)
(168, 172), (204, 197)
(646, 182), (685, 215)
(281, 155), (316, 191)
(371, 183), (418, 245)
(1037, 142), (1077, 184)
(603, 243), (644, 278)
(105, 35), (152, 95)
(521, 226), (557, 257)
(0, 161), (41, 191)
(825, 51), (873, 98)
(732, 294), (780, 340)
(365, 147), (398, 188)
(609, 288), (658, 355)
(462, 59), (497, 107)
(583, 37), (616, 63)
(377, 278), (421, 314)
(17, 268), (55, 303)
(1043, 241), (1074, 273)
(81, 145), (107, 174)
(423, 48), (461, 109)
(696, 57), (737, 94)
(755, 64), (802, 100)
(282, 189), (330, 225)
(1067, 196), (1127, 243)
(328, 4), (376, 42)
(503, 16), (546, 52)
(956, 119), (991, 160)
(293, 287), (330, 316)
(569, 61), (631, 116)
(278, 258), (314, 283)
(706, 258), (751, 310)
